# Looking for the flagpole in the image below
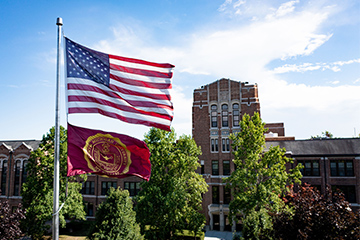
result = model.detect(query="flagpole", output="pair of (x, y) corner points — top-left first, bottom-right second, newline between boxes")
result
(53, 17), (63, 240)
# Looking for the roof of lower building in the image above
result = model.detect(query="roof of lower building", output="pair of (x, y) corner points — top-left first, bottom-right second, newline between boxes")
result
(266, 138), (360, 156)
(0, 140), (41, 152)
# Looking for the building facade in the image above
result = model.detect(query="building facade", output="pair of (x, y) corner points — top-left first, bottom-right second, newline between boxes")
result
(1, 78), (359, 231)
(0, 140), (144, 219)
(266, 138), (360, 209)
(192, 78), (262, 231)
(0, 140), (41, 208)
(192, 78), (360, 231)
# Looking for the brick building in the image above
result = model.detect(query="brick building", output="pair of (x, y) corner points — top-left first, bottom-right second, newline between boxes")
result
(266, 138), (360, 208)
(192, 78), (264, 231)
(0, 140), (40, 208)
(192, 78), (360, 231)
(0, 140), (143, 219)
(1, 78), (359, 231)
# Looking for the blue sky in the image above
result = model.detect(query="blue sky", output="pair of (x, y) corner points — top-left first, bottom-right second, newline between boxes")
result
(1, 0), (359, 141)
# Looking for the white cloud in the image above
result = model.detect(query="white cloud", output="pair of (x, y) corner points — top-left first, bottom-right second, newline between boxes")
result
(94, 1), (359, 139)
(179, 68), (211, 75)
(170, 85), (193, 136)
(272, 63), (321, 73)
(218, 0), (233, 12)
(333, 59), (360, 66)
(266, 0), (299, 19)
(272, 58), (360, 73)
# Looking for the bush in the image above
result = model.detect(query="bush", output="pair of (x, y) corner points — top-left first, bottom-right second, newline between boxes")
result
(88, 188), (143, 240)
(241, 208), (273, 240)
(0, 200), (25, 240)
(273, 183), (360, 239)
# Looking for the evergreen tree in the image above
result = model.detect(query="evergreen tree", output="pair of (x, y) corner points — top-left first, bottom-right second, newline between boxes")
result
(135, 128), (208, 239)
(88, 187), (143, 240)
(21, 126), (86, 239)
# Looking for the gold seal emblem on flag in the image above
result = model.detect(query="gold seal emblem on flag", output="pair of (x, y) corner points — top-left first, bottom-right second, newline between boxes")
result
(83, 133), (131, 176)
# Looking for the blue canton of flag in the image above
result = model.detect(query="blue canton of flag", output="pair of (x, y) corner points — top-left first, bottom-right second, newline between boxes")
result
(66, 38), (110, 87)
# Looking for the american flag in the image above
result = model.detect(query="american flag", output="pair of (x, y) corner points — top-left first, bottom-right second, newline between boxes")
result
(65, 37), (174, 131)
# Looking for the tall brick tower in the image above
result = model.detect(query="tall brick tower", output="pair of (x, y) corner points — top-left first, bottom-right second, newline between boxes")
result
(192, 78), (260, 231)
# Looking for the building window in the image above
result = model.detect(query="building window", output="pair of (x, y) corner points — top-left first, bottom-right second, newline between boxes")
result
(200, 160), (205, 174)
(101, 181), (117, 195)
(82, 181), (95, 195)
(332, 185), (356, 203)
(298, 160), (320, 176)
(222, 138), (230, 152)
(223, 160), (230, 176)
(212, 186), (219, 204)
(211, 138), (219, 152)
(124, 182), (140, 196)
(85, 202), (94, 216)
(212, 160), (219, 175)
(222, 104), (228, 127)
(14, 161), (21, 196)
(211, 105), (218, 128)
(330, 160), (354, 176)
(233, 103), (240, 127)
(224, 186), (231, 204)
(21, 161), (28, 185)
(1, 160), (7, 195)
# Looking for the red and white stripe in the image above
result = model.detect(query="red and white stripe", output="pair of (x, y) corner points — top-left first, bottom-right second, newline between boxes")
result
(67, 54), (174, 131)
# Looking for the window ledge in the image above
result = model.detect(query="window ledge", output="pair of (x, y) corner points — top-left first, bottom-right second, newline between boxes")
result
(329, 176), (356, 178)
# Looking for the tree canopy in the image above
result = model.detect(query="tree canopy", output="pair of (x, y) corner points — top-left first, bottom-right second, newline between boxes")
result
(135, 128), (208, 239)
(225, 113), (302, 239)
(21, 126), (86, 239)
(0, 200), (25, 240)
(311, 130), (334, 139)
(273, 183), (360, 239)
(88, 187), (143, 240)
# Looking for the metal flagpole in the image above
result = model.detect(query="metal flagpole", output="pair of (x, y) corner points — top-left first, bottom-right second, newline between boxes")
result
(53, 17), (63, 240)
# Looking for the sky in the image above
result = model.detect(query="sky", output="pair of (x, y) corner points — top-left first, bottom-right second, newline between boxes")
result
(1, 0), (359, 141)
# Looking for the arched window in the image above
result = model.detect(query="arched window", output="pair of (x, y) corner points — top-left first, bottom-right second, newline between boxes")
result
(233, 103), (240, 127)
(1, 160), (7, 195)
(22, 161), (28, 185)
(211, 105), (218, 127)
(14, 160), (21, 196)
(222, 104), (228, 127)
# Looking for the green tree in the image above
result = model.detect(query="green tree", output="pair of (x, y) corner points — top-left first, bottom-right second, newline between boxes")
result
(135, 128), (208, 239)
(311, 130), (334, 139)
(88, 187), (143, 240)
(225, 113), (302, 239)
(21, 126), (86, 239)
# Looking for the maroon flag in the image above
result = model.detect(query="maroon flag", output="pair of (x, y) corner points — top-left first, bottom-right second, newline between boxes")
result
(67, 123), (151, 181)
(65, 37), (174, 131)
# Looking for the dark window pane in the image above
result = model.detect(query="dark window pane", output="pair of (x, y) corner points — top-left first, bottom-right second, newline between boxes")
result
(212, 186), (219, 204)
(211, 105), (218, 127)
(346, 162), (354, 176)
(212, 161), (219, 175)
(224, 187), (231, 204)
(124, 181), (141, 196)
(222, 104), (228, 127)
(338, 162), (345, 176)
(330, 162), (337, 176)
(223, 160), (230, 175)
